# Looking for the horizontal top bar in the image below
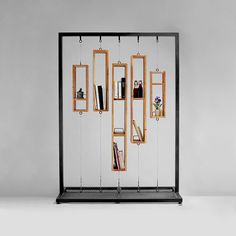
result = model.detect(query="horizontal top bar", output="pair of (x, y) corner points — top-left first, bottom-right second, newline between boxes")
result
(59, 32), (179, 37)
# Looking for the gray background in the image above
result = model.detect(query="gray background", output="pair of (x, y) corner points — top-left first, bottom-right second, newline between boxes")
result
(0, 0), (235, 196)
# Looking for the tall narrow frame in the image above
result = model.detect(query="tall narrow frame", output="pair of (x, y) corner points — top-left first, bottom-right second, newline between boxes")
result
(150, 70), (166, 118)
(112, 63), (128, 171)
(72, 64), (89, 112)
(57, 32), (181, 203)
(130, 54), (147, 143)
(93, 49), (109, 112)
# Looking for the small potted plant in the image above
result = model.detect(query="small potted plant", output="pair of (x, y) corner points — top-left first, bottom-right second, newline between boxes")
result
(153, 96), (162, 117)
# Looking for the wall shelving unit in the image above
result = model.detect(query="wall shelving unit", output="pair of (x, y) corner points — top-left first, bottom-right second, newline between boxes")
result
(111, 63), (128, 171)
(56, 32), (182, 204)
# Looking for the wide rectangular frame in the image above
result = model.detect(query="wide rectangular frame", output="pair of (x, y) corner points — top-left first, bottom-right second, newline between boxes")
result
(72, 64), (89, 112)
(57, 32), (181, 204)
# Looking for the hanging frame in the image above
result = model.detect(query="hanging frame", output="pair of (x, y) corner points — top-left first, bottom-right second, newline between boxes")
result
(150, 70), (166, 118)
(57, 32), (182, 204)
(93, 49), (109, 112)
(130, 54), (147, 143)
(111, 62), (128, 171)
(72, 64), (89, 112)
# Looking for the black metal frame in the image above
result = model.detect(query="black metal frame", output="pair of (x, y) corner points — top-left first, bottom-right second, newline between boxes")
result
(56, 32), (182, 204)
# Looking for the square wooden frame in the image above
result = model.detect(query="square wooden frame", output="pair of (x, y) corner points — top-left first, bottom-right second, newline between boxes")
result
(111, 63), (128, 171)
(72, 64), (89, 112)
(130, 54), (147, 144)
(93, 49), (109, 112)
(150, 70), (166, 118)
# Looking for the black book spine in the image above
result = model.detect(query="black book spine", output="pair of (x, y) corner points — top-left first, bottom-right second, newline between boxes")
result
(113, 142), (118, 169)
(98, 86), (104, 110)
(121, 77), (126, 98)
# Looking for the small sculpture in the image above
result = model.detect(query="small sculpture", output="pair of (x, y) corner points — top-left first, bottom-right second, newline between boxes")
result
(133, 80), (139, 98)
(138, 80), (143, 98)
(77, 88), (84, 99)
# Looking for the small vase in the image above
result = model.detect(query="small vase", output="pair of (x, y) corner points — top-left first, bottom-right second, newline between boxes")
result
(155, 109), (161, 118)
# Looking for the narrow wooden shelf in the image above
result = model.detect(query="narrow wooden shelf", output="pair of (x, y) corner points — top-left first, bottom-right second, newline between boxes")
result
(113, 98), (126, 101)
(93, 49), (109, 112)
(72, 64), (89, 112)
(74, 98), (86, 101)
(150, 70), (166, 118)
(130, 54), (147, 144)
(113, 132), (126, 137)
(112, 62), (128, 171)
(132, 97), (144, 100)
(112, 168), (126, 172)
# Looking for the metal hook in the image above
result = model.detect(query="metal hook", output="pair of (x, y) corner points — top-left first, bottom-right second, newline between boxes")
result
(156, 36), (159, 42)
(118, 36), (120, 43)
(79, 36), (82, 43)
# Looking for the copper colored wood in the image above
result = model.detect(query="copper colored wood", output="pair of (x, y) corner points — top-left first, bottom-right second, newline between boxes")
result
(72, 64), (89, 112)
(112, 63), (128, 171)
(93, 49), (109, 112)
(130, 54), (147, 144)
(150, 70), (166, 118)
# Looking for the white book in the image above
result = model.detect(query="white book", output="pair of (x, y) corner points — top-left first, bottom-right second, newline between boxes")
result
(118, 81), (122, 99)
(118, 150), (125, 169)
(114, 82), (118, 99)
(95, 85), (100, 110)
(103, 87), (106, 110)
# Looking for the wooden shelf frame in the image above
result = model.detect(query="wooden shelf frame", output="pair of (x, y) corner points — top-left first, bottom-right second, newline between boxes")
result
(72, 64), (89, 112)
(93, 49), (109, 112)
(130, 54), (147, 144)
(112, 63), (128, 171)
(150, 70), (166, 118)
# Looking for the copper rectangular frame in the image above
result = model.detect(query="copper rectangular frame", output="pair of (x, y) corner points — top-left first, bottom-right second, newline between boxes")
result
(150, 70), (166, 118)
(111, 63), (128, 171)
(72, 64), (89, 112)
(93, 49), (109, 112)
(130, 54), (147, 144)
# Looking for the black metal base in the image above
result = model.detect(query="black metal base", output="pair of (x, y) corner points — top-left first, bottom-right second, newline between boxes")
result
(56, 187), (183, 204)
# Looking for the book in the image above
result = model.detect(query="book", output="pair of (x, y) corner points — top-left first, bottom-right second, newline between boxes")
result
(137, 126), (143, 141)
(133, 135), (140, 141)
(114, 142), (120, 169)
(103, 87), (106, 110)
(114, 128), (124, 134)
(133, 120), (143, 141)
(118, 150), (125, 169)
(98, 85), (104, 110)
(121, 77), (126, 98)
(114, 81), (118, 99)
(118, 81), (122, 99)
(113, 142), (118, 169)
(95, 85), (100, 110)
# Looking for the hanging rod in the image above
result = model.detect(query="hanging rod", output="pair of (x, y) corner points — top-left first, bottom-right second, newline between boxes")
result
(59, 32), (179, 37)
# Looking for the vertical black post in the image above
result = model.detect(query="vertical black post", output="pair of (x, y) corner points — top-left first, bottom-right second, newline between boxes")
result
(175, 33), (179, 192)
(58, 33), (64, 194)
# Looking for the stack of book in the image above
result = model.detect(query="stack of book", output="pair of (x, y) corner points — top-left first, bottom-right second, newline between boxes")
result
(114, 77), (126, 99)
(94, 85), (106, 110)
(113, 142), (125, 170)
(114, 128), (125, 134)
(132, 120), (143, 141)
